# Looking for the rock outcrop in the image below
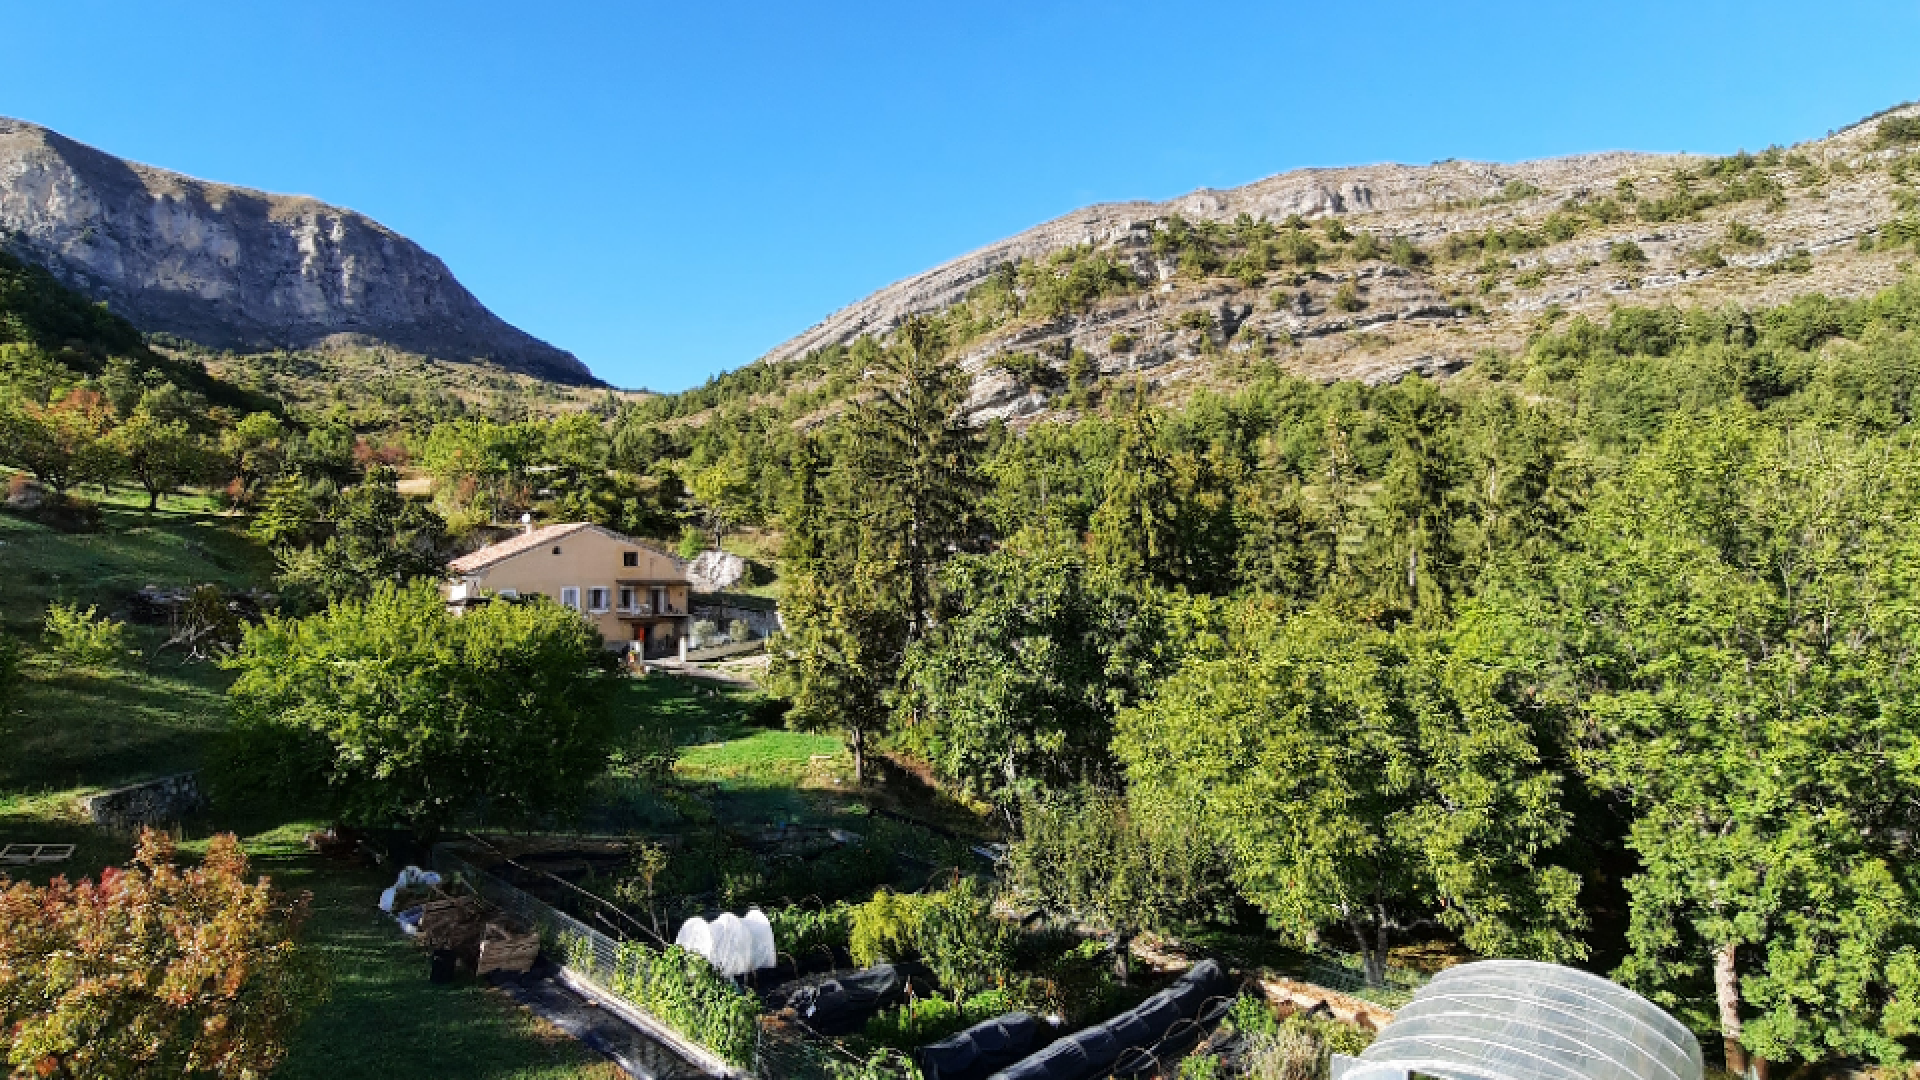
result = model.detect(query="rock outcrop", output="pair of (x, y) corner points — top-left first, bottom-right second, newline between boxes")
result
(758, 153), (1665, 369)
(751, 102), (1920, 419)
(686, 549), (750, 593)
(0, 117), (593, 383)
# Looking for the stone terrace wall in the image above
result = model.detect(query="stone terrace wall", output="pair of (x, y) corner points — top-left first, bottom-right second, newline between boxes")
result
(82, 772), (206, 832)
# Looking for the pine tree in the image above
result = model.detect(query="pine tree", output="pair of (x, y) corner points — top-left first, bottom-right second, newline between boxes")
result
(1088, 389), (1183, 588)
(851, 316), (986, 641)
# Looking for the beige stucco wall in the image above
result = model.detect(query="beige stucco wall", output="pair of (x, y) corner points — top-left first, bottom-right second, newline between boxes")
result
(450, 527), (690, 645)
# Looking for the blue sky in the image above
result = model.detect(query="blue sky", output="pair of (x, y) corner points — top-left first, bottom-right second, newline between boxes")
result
(5, 2), (1917, 391)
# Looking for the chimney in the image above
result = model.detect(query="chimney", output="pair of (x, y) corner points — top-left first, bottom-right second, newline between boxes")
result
(521, 512), (534, 536)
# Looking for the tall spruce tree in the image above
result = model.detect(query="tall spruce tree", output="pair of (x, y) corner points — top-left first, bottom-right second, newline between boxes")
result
(768, 326), (983, 782)
(851, 316), (985, 641)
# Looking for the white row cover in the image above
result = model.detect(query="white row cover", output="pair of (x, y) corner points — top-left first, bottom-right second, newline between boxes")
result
(674, 909), (778, 976)
(1331, 960), (1703, 1080)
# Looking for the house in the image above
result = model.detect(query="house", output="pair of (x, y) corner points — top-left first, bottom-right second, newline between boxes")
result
(445, 522), (692, 658)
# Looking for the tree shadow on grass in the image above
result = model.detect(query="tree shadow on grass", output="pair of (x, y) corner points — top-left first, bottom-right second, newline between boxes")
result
(0, 659), (231, 794)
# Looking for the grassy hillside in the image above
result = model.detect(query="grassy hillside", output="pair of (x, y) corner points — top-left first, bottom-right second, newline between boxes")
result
(0, 496), (632, 1077)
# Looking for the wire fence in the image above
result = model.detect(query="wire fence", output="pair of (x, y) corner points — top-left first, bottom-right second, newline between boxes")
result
(435, 846), (757, 1076)
(1288, 949), (1426, 1010)
(433, 844), (882, 1080)
(431, 842), (1424, 1078)
(435, 846), (624, 977)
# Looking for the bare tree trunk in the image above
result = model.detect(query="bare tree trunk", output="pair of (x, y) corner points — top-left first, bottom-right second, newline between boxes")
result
(851, 725), (866, 785)
(1114, 931), (1134, 986)
(1351, 918), (1387, 988)
(1715, 942), (1749, 1077)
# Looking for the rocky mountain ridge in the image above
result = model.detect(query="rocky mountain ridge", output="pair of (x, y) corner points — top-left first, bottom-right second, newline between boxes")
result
(0, 117), (593, 384)
(757, 102), (1920, 425)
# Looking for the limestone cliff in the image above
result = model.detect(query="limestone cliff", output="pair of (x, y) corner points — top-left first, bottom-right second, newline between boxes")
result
(0, 117), (593, 384)
(754, 102), (1920, 425)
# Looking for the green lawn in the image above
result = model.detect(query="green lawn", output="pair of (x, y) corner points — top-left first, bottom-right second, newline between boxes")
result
(263, 845), (623, 1080)
(0, 492), (273, 632)
(1, 647), (233, 794)
(679, 728), (845, 774)
(0, 502), (628, 1079)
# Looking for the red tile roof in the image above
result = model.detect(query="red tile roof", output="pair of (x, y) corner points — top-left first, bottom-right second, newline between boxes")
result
(447, 522), (597, 574)
(447, 522), (690, 578)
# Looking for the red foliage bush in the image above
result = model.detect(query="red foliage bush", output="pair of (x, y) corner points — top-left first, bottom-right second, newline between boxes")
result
(0, 830), (326, 1078)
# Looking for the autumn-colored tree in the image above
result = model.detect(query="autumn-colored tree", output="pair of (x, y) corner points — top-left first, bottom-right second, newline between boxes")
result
(0, 389), (117, 495)
(0, 829), (326, 1079)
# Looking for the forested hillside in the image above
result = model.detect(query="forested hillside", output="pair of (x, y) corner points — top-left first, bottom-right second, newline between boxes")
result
(8, 108), (1920, 1078)
(733, 274), (1920, 1073)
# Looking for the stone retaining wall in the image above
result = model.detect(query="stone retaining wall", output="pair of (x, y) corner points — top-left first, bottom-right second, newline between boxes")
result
(82, 773), (206, 832)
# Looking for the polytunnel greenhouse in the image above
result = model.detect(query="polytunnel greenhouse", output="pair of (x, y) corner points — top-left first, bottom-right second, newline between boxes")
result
(1330, 960), (1702, 1080)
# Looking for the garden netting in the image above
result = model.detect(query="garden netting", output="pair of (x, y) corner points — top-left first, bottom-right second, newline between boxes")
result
(673, 908), (780, 977)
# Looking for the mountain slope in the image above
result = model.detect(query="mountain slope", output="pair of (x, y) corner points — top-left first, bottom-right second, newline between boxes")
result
(753, 102), (1920, 425)
(0, 117), (594, 384)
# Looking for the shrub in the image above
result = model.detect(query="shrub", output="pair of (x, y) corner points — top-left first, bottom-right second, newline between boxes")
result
(913, 879), (1017, 997)
(864, 989), (1015, 1050)
(1768, 249), (1814, 274)
(1108, 332), (1136, 353)
(1241, 1016), (1374, 1080)
(678, 524), (705, 558)
(1609, 241), (1649, 265)
(851, 888), (920, 967)
(1275, 231), (1321, 266)
(850, 880), (1015, 998)
(826, 1049), (923, 1080)
(728, 618), (752, 643)
(0, 830), (326, 1079)
(1389, 236), (1423, 268)
(1350, 232), (1381, 261)
(865, 995), (963, 1048)
(1181, 1054), (1224, 1080)
(43, 602), (129, 668)
(1726, 221), (1767, 249)
(1877, 115), (1920, 148)
(587, 938), (758, 1067)
(1331, 282), (1364, 312)
(996, 352), (1062, 391)
(1174, 310), (1217, 334)
(1691, 245), (1729, 269)
(768, 902), (856, 960)
(1018, 936), (1125, 1025)
(1227, 993), (1281, 1036)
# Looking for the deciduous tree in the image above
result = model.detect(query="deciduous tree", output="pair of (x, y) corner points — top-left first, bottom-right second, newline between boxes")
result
(1009, 785), (1231, 983)
(1497, 412), (1920, 1068)
(1116, 607), (1587, 985)
(107, 407), (211, 510)
(273, 466), (449, 611)
(223, 581), (614, 834)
